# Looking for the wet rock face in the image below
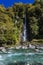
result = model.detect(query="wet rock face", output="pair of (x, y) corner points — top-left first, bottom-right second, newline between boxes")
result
(7, 62), (27, 65)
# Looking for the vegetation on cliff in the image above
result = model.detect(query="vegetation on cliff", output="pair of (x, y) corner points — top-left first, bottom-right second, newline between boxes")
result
(0, 0), (43, 46)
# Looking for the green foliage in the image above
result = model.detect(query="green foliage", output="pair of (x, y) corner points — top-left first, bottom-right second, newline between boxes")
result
(0, 1), (43, 45)
(29, 17), (39, 38)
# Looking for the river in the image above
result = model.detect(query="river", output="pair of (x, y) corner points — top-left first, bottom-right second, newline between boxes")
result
(0, 49), (43, 65)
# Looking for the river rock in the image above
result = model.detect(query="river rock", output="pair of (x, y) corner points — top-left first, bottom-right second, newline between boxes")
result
(22, 46), (27, 49)
(35, 49), (39, 52)
(16, 46), (22, 49)
(29, 44), (35, 49)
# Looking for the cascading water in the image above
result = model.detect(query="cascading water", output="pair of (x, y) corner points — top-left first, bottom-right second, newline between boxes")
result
(23, 14), (27, 42)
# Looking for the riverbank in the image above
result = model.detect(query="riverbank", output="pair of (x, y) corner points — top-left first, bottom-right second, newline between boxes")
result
(9, 39), (43, 49)
(0, 43), (43, 53)
(0, 39), (43, 52)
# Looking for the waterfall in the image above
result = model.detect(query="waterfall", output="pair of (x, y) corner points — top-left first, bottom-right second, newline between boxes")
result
(23, 14), (27, 42)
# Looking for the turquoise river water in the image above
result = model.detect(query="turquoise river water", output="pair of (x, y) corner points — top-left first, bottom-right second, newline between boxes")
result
(0, 48), (43, 65)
